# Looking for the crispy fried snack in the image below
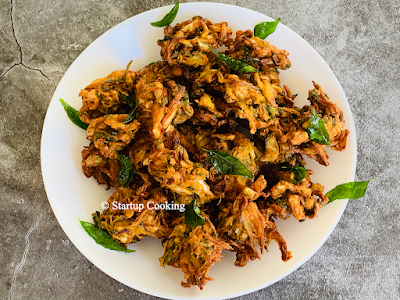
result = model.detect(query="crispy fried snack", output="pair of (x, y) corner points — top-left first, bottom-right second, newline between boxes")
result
(216, 180), (267, 266)
(94, 184), (171, 244)
(81, 142), (120, 189)
(225, 30), (291, 71)
(74, 16), (350, 290)
(160, 216), (231, 289)
(79, 68), (136, 123)
(158, 16), (232, 67)
(87, 114), (140, 159)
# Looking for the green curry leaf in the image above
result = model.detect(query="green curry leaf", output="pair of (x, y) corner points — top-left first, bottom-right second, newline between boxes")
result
(121, 60), (133, 82)
(307, 108), (331, 145)
(119, 92), (139, 124)
(205, 149), (254, 179)
(122, 110), (137, 124)
(209, 47), (259, 74)
(117, 152), (135, 187)
(254, 18), (281, 39)
(326, 181), (371, 204)
(101, 60), (132, 90)
(185, 197), (205, 228)
(283, 165), (307, 183)
(59, 98), (88, 130)
(119, 92), (135, 107)
(151, 2), (179, 27)
(80, 221), (135, 253)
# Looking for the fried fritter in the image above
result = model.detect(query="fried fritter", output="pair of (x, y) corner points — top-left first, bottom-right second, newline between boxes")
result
(160, 215), (231, 290)
(216, 183), (266, 266)
(86, 114), (140, 159)
(225, 30), (291, 71)
(94, 185), (171, 244)
(79, 68), (136, 124)
(135, 63), (194, 139)
(81, 142), (120, 189)
(158, 16), (232, 67)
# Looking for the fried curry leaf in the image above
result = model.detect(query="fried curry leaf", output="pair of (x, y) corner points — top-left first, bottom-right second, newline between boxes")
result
(151, 2), (179, 27)
(59, 98), (88, 130)
(205, 149), (254, 179)
(119, 92), (139, 124)
(209, 47), (259, 74)
(307, 108), (331, 145)
(283, 166), (307, 183)
(80, 221), (135, 253)
(119, 92), (135, 107)
(122, 60), (133, 82)
(326, 181), (371, 204)
(185, 197), (205, 228)
(117, 152), (135, 187)
(122, 110), (137, 124)
(101, 60), (132, 90)
(254, 18), (281, 39)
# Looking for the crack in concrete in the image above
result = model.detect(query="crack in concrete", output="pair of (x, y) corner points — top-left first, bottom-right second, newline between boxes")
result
(3, 0), (54, 85)
(8, 220), (38, 300)
(0, 62), (52, 81)
(6, 177), (43, 300)
(0, 63), (19, 78)
(10, 0), (22, 62)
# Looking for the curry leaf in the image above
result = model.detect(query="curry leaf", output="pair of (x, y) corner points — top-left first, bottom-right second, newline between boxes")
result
(307, 108), (331, 145)
(101, 60), (132, 90)
(121, 60), (133, 82)
(283, 165), (306, 182)
(254, 18), (281, 39)
(151, 2), (179, 27)
(119, 92), (136, 107)
(291, 166), (307, 182)
(209, 47), (259, 74)
(326, 181), (371, 204)
(122, 110), (137, 124)
(119, 92), (138, 124)
(117, 152), (135, 187)
(185, 197), (205, 228)
(205, 149), (254, 179)
(80, 221), (135, 253)
(59, 98), (88, 130)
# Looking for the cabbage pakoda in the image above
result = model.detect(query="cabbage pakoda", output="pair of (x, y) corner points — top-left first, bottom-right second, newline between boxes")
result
(71, 15), (350, 290)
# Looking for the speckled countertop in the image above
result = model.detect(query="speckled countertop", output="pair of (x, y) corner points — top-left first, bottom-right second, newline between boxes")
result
(1, 0), (399, 299)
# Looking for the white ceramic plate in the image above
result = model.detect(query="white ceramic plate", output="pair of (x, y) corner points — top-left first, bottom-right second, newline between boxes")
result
(41, 3), (356, 299)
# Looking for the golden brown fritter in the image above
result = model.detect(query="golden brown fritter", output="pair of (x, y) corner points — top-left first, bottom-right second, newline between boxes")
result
(146, 143), (215, 205)
(258, 82), (349, 167)
(79, 68), (136, 124)
(160, 215), (231, 290)
(127, 133), (215, 205)
(216, 184), (266, 266)
(307, 82), (349, 151)
(86, 114), (140, 159)
(224, 74), (278, 134)
(81, 142), (120, 189)
(94, 186), (171, 244)
(158, 16), (232, 67)
(225, 30), (291, 71)
(135, 67), (193, 139)
(260, 166), (329, 220)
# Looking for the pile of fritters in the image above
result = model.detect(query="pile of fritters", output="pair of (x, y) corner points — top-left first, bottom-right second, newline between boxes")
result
(79, 16), (349, 289)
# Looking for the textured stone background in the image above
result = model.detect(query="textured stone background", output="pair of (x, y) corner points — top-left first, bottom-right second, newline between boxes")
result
(0, 0), (399, 299)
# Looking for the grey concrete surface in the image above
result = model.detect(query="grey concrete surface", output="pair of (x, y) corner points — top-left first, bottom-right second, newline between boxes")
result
(0, 0), (399, 299)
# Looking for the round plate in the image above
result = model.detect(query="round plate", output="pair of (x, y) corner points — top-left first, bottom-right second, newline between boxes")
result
(41, 2), (356, 299)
